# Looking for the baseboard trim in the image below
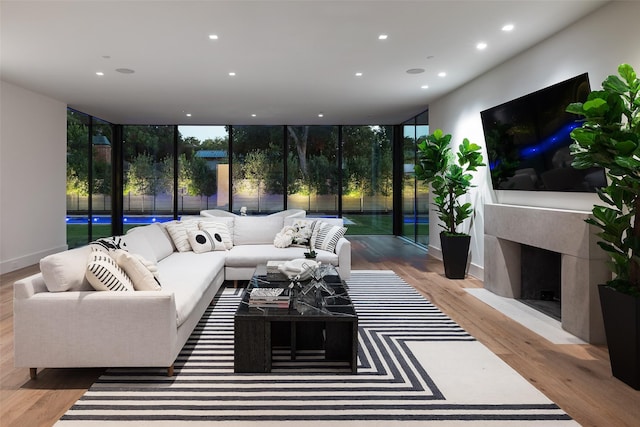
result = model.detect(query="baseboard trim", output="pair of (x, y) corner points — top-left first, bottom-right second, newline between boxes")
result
(0, 245), (67, 274)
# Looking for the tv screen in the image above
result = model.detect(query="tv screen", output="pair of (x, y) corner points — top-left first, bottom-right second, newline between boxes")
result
(480, 73), (606, 192)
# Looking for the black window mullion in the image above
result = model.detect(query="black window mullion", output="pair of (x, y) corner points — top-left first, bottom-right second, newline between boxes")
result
(337, 126), (343, 218)
(228, 126), (234, 212)
(173, 126), (179, 219)
(112, 124), (124, 236)
(87, 117), (94, 242)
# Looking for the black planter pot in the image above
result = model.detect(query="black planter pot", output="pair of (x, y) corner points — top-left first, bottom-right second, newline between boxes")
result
(439, 232), (471, 279)
(598, 284), (640, 390)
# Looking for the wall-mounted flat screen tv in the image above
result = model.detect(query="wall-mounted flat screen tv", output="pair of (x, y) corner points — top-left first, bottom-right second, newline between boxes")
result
(480, 73), (606, 192)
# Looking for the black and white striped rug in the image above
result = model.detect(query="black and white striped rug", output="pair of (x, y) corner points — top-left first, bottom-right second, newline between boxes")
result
(56, 271), (577, 426)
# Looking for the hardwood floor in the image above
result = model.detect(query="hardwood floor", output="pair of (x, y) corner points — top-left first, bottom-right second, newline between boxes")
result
(2, 235), (639, 426)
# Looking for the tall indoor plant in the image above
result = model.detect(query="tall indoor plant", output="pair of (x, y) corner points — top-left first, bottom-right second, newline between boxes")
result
(567, 63), (640, 389)
(414, 129), (485, 279)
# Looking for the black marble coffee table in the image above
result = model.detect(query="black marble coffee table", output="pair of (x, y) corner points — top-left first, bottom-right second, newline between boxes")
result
(234, 265), (358, 373)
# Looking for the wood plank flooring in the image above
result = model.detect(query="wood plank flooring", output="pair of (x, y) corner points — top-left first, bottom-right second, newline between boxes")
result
(1, 235), (639, 426)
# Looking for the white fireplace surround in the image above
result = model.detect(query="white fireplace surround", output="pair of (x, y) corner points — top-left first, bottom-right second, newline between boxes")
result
(484, 203), (610, 344)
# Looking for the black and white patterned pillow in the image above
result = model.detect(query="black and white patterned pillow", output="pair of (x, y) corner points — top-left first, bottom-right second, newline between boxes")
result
(313, 222), (347, 253)
(86, 250), (134, 291)
(198, 222), (233, 250)
(187, 229), (226, 253)
(89, 236), (127, 253)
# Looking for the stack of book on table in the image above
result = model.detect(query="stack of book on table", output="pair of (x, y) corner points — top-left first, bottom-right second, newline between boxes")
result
(249, 287), (291, 308)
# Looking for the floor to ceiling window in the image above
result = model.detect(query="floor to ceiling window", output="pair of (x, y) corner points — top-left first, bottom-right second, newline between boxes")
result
(66, 110), (91, 248)
(91, 118), (114, 240)
(66, 110), (113, 248)
(401, 110), (429, 247)
(122, 125), (174, 230)
(67, 111), (416, 240)
(286, 126), (339, 217)
(342, 125), (393, 234)
(177, 126), (229, 214)
(232, 126), (285, 214)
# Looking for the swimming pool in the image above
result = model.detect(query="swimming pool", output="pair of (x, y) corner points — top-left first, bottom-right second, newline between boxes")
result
(66, 215), (174, 225)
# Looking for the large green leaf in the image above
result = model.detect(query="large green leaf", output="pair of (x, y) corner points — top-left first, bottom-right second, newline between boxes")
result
(619, 63), (637, 86)
(603, 74), (629, 95)
(583, 97), (608, 115)
(613, 139), (638, 155)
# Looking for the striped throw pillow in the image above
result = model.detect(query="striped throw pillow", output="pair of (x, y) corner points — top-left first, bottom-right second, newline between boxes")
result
(313, 222), (347, 253)
(165, 220), (199, 252)
(86, 250), (134, 292)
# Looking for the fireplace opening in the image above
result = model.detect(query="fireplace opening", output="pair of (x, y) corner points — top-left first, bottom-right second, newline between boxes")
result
(519, 244), (561, 320)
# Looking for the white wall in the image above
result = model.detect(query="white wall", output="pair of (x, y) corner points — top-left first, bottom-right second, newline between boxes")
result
(427, 1), (640, 279)
(0, 80), (68, 273)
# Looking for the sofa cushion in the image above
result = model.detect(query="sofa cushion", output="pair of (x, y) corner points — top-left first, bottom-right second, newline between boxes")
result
(313, 222), (347, 253)
(165, 220), (199, 252)
(86, 250), (134, 292)
(113, 249), (161, 291)
(121, 229), (158, 263)
(125, 223), (175, 261)
(157, 251), (226, 326)
(39, 245), (94, 292)
(233, 216), (284, 245)
(225, 244), (338, 267)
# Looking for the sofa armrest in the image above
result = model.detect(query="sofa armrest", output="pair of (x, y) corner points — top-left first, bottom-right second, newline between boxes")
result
(14, 273), (48, 299)
(335, 237), (351, 280)
(14, 287), (178, 368)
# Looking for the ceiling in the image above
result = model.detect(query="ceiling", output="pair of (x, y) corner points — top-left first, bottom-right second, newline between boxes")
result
(1, 0), (609, 126)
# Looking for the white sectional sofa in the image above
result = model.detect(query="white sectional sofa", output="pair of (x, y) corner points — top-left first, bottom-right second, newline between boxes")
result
(13, 210), (350, 378)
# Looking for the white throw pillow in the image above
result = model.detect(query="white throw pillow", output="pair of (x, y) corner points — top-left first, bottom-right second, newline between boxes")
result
(40, 246), (94, 292)
(164, 220), (199, 252)
(113, 249), (161, 291)
(198, 221), (233, 249)
(313, 222), (347, 253)
(86, 250), (134, 292)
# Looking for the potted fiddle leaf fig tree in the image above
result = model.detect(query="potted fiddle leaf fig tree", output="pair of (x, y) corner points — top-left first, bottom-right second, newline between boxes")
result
(567, 63), (640, 389)
(414, 129), (485, 279)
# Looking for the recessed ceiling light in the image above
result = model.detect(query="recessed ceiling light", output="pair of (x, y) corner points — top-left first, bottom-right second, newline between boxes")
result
(355, 72), (363, 77)
(208, 34), (219, 40)
(251, 114), (257, 117)
(318, 113), (324, 118)
(378, 34), (388, 40)
(115, 68), (135, 74)
(502, 24), (514, 32)
(406, 68), (425, 74)
(96, 71), (104, 76)
(421, 85), (429, 89)
(438, 72), (447, 77)
(185, 113), (192, 117)
(476, 42), (487, 50)
(228, 72), (236, 76)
